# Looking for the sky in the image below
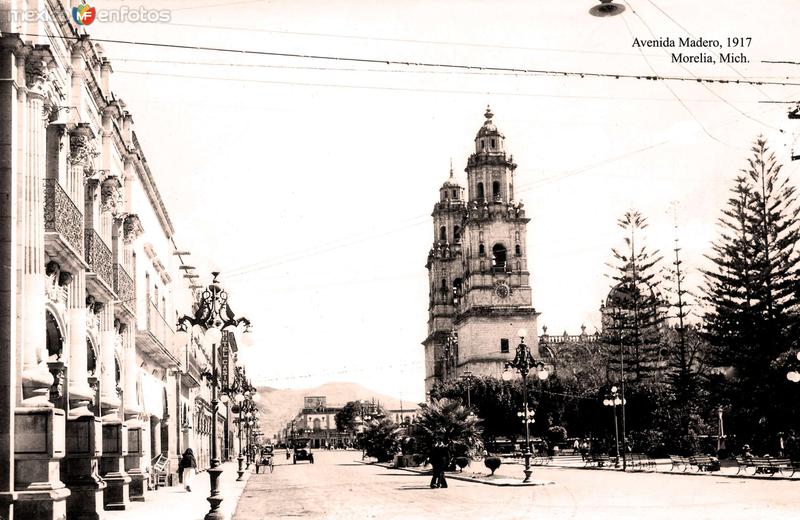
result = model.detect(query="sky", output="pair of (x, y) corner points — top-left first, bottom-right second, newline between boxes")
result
(80, 0), (800, 403)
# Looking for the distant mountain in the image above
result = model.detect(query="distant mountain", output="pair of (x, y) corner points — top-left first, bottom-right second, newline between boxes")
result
(254, 381), (421, 438)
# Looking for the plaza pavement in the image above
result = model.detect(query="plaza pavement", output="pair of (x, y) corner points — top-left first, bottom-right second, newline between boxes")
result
(106, 461), (250, 520)
(233, 450), (800, 520)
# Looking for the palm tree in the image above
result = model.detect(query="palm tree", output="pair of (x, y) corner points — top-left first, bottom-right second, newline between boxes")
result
(360, 418), (402, 462)
(414, 398), (484, 463)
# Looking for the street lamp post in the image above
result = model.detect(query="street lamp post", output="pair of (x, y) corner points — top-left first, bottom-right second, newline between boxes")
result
(461, 370), (474, 409)
(502, 328), (549, 483)
(602, 386), (626, 468)
(174, 272), (253, 520)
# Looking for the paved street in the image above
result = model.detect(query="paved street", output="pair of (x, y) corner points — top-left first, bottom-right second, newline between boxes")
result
(234, 450), (799, 520)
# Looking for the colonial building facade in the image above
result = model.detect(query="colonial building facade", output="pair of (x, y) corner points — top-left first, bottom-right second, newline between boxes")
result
(0, 2), (245, 518)
(423, 108), (539, 393)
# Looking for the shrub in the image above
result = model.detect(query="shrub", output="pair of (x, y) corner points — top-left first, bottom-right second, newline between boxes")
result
(484, 456), (502, 475)
(455, 456), (469, 472)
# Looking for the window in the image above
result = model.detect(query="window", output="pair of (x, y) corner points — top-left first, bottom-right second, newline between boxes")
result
(492, 244), (507, 268)
(477, 182), (484, 200)
(439, 226), (447, 241)
(501, 338), (509, 353)
(441, 278), (447, 290)
(478, 244), (485, 256)
(492, 181), (501, 198)
(452, 189), (457, 198)
(515, 244), (521, 256)
(491, 138), (496, 148)
(453, 225), (460, 241)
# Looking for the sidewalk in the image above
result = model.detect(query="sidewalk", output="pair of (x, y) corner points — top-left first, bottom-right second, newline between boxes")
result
(106, 462), (251, 520)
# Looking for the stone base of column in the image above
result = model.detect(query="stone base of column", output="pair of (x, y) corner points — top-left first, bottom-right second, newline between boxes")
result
(99, 423), (130, 511)
(14, 407), (70, 520)
(62, 415), (106, 520)
(124, 425), (146, 501)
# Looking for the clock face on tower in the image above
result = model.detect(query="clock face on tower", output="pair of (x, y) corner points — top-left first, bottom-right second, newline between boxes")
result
(495, 281), (510, 298)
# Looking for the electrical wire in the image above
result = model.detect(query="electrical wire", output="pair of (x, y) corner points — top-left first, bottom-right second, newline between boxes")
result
(18, 32), (800, 88)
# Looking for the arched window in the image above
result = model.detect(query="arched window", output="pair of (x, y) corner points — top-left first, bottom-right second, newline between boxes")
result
(491, 138), (496, 149)
(453, 225), (461, 241)
(452, 278), (463, 305)
(452, 189), (457, 198)
(478, 244), (485, 256)
(441, 278), (447, 290)
(477, 183), (484, 200)
(439, 226), (447, 241)
(515, 244), (521, 256)
(492, 181), (501, 198)
(492, 244), (507, 269)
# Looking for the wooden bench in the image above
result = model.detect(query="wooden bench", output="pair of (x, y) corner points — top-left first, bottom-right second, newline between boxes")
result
(668, 455), (689, 472)
(738, 456), (795, 476)
(628, 453), (656, 471)
(688, 455), (720, 472)
(585, 453), (616, 468)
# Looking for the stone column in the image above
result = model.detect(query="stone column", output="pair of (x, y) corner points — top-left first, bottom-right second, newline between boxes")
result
(13, 47), (70, 520)
(62, 265), (106, 520)
(123, 323), (146, 501)
(98, 305), (129, 510)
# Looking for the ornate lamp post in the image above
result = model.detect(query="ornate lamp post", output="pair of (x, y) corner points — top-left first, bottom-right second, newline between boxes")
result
(461, 370), (474, 409)
(174, 272), (253, 520)
(786, 352), (800, 383)
(602, 386), (626, 467)
(502, 328), (549, 483)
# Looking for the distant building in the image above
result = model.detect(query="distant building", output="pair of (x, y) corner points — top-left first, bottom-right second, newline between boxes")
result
(279, 396), (420, 449)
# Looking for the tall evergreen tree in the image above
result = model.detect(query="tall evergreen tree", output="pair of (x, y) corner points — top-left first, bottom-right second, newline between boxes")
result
(604, 210), (666, 382)
(703, 137), (800, 446)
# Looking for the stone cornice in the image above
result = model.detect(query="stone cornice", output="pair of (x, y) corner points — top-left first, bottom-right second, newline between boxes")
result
(132, 132), (175, 238)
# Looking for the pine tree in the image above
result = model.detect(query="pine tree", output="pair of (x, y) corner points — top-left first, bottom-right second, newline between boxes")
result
(662, 216), (710, 445)
(703, 137), (800, 445)
(604, 210), (666, 383)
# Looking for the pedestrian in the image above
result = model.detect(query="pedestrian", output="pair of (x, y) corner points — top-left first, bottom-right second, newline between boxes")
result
(429, 440), (450, 489)
(286, 447), (291, 460)
(573, 439), (580, 455)
(179, 448), (197, 492)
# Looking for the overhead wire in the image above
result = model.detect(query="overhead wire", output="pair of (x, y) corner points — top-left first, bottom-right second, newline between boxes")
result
(18, 32), (800, 88)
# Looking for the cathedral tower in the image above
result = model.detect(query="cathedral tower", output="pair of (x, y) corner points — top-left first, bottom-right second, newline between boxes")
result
(423, 107), (539, 393)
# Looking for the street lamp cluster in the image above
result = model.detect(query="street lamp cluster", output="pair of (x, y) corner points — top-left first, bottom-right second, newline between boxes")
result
(501, 328), (549, 483)
(221, 365), (259, 481)
(786, 352), (800, 382)
(602, 386), (627, 468)
(174, 272), (254, 520)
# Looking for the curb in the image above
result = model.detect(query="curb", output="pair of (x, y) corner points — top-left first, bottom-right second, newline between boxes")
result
(357, 460), (555, 487)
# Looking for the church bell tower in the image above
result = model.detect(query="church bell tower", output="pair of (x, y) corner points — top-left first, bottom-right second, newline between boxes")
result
(423, 107), (539, 394)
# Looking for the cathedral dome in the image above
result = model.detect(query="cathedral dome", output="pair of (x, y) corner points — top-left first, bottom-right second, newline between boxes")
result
(476, 106), (503, 139)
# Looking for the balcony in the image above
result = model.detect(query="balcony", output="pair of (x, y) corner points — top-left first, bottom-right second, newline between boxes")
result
(43, 178), (84, 258)
(113, 263), (135, 313)
(84, 229), (113, 289)
(136, 300), (179, 369)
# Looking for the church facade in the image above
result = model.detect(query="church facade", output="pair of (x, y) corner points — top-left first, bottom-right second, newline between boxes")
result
(423, 108), (540, 393)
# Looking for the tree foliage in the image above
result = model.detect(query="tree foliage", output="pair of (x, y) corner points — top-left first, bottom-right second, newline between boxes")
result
(703, 137), (800, 448)
(412, 398), (484, 462)
(604, 210), (667, 382)
(359, 418), (402, 462)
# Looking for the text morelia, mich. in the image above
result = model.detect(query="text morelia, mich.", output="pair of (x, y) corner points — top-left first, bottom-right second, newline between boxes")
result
(632, 37), (722, 48)
(670, 52), (749, 64)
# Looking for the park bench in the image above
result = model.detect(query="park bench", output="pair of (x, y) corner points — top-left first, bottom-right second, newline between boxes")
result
(688, 455), (720, 472)
(736, 456), (795, 476)
(628, 453), (656, 471)
(585, 453), (616, 468)
(668, 455), (689, 472)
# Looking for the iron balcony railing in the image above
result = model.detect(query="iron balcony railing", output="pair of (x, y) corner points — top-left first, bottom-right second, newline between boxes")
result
(84, 229), (113, 288)
(43, 178), (83, 255)
(147, 300), (175, 353)
(113, 263), (135, 309)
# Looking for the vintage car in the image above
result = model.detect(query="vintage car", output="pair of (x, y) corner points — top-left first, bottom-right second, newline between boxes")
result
(293, 447), (314, 464)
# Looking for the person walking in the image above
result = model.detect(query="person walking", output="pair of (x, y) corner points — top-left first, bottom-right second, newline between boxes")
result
(179, 448), (197, 492)
(429, 440), (450, 489)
